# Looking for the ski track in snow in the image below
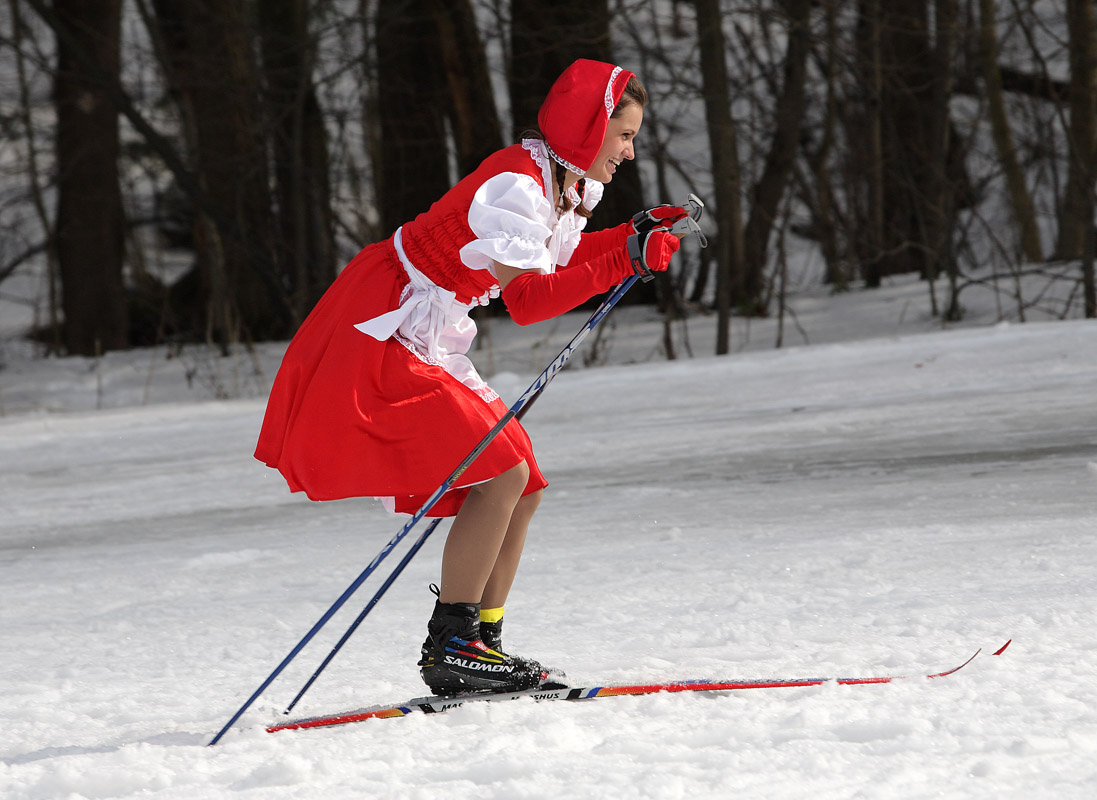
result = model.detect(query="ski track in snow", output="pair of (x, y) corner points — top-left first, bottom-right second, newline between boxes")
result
(1, 309), (1096, 798)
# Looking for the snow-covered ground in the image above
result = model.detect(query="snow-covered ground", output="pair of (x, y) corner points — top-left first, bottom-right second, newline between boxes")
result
(2, 276), (1096, 799)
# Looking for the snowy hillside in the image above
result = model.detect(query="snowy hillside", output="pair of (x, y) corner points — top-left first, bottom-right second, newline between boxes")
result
(1, 279), (1096, 798)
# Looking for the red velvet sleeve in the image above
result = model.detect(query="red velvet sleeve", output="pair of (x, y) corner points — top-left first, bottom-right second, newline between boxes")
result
(560, 221), (632, 270)
(501, 246), (633, 326)
(502, 232), (680, 325)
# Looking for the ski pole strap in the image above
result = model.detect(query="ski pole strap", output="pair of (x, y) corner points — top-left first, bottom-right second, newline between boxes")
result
(626, 234), (655, 282)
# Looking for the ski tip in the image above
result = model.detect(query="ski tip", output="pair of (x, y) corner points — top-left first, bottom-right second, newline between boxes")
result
(992, 639), (1012, 656)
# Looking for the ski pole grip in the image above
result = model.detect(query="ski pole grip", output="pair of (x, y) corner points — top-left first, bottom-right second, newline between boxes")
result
(674, 193), (708, 248)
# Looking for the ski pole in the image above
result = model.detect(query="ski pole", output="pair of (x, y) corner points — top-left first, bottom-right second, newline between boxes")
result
(208, 512), (441, 746)
(282, 517), (443, 715)
(209, 274), (641, 745)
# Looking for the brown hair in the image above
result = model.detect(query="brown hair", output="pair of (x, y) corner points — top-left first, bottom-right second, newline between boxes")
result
(612, 76), (648, 119)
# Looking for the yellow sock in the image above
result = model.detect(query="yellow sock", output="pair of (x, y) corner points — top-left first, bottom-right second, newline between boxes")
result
(480, 606), (505, 624)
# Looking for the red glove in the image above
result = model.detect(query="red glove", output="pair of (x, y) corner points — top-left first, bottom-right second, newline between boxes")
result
(502, 231), (679, 326)
(633, 196), (708, 247)
(627, 229), (681, 283)
(632, 204), (691, 235)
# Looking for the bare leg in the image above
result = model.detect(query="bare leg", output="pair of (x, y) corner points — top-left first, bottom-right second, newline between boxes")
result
(438, 461), (529, 604)
(481, 489), (541, 609)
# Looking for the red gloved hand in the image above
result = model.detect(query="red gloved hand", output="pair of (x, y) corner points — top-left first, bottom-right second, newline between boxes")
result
(631, 204), (691, 235)
(626, 230), (681, 282)
(632, 195), (708, 248)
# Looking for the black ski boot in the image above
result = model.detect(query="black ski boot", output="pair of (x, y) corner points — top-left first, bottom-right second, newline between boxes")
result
(418, 599), (547, 696)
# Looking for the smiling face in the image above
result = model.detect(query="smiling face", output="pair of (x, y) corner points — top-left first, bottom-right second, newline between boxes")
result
(583, 101), (643, 183)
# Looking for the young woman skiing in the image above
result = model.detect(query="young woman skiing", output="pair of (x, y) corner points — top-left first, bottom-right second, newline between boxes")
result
(255, 59), (690, 695)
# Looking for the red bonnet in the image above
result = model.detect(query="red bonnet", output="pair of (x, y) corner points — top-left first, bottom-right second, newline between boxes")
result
(537, 59), (635, 175)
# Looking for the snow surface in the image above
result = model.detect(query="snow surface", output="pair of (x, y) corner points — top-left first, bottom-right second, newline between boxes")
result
(2, 279), (1096, 799)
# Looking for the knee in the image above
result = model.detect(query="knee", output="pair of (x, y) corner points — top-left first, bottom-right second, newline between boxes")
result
(517, 488), (542, 515)
(510, 459), (530, 484)
(472, 461), (529, 501)
(498, 460), (529, 493)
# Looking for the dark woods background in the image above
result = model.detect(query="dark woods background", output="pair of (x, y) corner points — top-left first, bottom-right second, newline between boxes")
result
(2, 0), (1094, 359)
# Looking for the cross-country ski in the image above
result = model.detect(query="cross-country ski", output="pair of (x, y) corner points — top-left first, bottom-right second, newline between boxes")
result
(270, 641), (1011, 733)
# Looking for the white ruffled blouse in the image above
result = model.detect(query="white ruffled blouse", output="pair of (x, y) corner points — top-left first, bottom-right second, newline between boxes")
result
(356, 139), (603, 400)
(460, 139), (603, 274)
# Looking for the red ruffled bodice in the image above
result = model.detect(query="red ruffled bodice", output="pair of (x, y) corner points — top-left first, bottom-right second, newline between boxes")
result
(399, 144), (545, 303)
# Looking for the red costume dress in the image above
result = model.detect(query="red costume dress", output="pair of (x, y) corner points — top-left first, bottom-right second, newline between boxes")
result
(254, 140), (611, 516)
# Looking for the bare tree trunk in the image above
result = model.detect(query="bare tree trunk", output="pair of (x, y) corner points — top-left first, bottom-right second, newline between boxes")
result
(371, 0), (505, 239)
(374, 0), (450, 235)
(257, 0), (335, 327)
(1056, 0), (1097, 278)
(30, 0), (282, 348)
(977, 0), (1043, 263)
(357, 0), (384, 245)
(150, 0), (286, 345)
(1085, 211), (1096, 318)
(1068, 0), (1097, 317)
(426, 0), (503, 177)
(741, 0), (811, 315)
(879, 0), (937, 281)
(807, 0), (846, 290)
(927, 0), (959, 318)
(856, 0), (886, 287)
(53, 0), (128, 355)
(10, 0), (62, 353)
(695, 0), (745, 355)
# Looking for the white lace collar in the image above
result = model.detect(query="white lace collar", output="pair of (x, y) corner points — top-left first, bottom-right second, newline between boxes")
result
(521, 139), (582, 216)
